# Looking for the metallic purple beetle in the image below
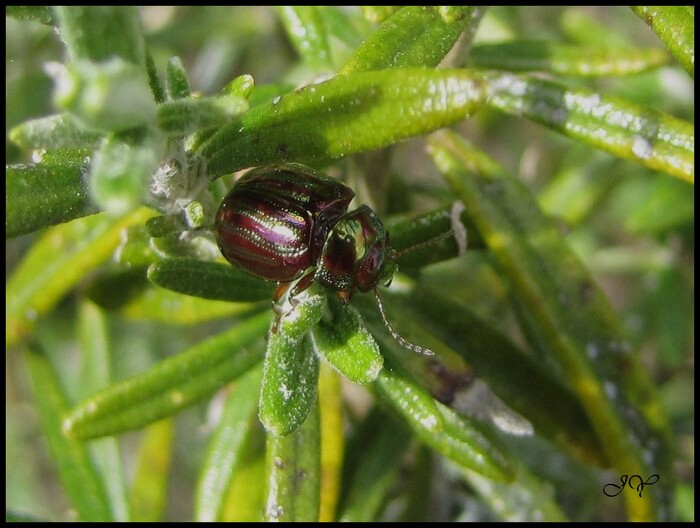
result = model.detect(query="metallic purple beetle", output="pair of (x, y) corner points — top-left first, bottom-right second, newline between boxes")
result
(216, 163), (432, 355)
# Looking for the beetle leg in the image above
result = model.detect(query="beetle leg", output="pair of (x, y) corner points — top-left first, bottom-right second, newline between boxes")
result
(270, 270), (317, 333)
(270, 283), (291, 333)
(289, 271), (316, 298)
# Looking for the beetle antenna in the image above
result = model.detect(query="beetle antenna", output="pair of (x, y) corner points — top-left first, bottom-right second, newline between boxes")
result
(374, 289), (434, 356)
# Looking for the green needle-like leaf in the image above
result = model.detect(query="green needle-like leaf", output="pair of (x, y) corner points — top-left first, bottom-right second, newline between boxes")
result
(89, 267), (256, 324)
(9, 113), (103, 150)
(6, 159), (99, 238)
(435, 403), (515, 482)
(387, 288), (605, 466)
(631, 6), (694, 78)
(195, 366), (262, 522)
(429, 130), (672, 520)
(387, 202), (485, 270)
(6, 6), (54, 25)
(147, 258), (275, 303)
(265, 401), (321, 522)
(199, 68), (486, 178)
(223, 74), (256, 99)
(24, 343), (112, 521)
(277, 7), (334, 70)
(259, 293), (324, 436)
(78, 301), (131, 521)
(471, 41), (671, 76)
(165, 56), (192, 100)
(485, 73), (694, 183)
(354, 289), (606, 466)
(374, 349), (514, 483)
(156, 95), (248, 136)
(264, 403), (321, 521)
(310, 297), (383, 384)
(63, 312), (269, 439)
(374, 357), (444, 433)
(146, 51), (166, 104)
(341, 6), (476, 73)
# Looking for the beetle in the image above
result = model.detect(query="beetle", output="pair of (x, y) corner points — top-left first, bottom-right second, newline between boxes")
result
(215, 163), (434, 355)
